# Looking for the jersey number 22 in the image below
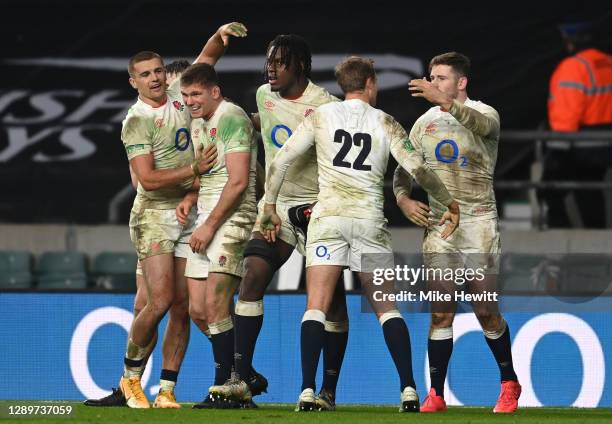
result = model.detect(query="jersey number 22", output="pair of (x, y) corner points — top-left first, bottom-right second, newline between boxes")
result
(332, 129), (371, 171)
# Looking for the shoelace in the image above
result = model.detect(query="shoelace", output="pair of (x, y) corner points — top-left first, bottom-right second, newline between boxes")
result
(129, 379), (147, 402)
(160, 391), (176, 402)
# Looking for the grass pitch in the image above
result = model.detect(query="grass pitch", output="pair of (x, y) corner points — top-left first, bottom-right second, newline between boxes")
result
(1, 402), (611, 423)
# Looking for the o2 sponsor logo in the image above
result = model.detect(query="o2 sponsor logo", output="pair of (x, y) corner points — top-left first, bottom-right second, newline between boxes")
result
(435, 139), (467, 167)
(271, 124), (292, 148)
(175, 128), (191, 151)
(315, 245), (331, 260)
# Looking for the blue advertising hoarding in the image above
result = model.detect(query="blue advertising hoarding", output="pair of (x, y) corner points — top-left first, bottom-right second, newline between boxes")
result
(0, 293), (609, 407)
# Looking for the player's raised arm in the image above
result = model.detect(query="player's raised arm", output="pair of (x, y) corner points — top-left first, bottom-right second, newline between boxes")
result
(409, 78), (499, 139)
(194, 22), (248, 65)
(262, 115), (316, 242)
(446, 100), (500, 139)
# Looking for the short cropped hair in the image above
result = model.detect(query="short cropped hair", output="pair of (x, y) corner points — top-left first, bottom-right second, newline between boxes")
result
(428, 52), (471, 78)
(128, 51), (163, 76)
(334, 56), (376, 94)
(165, 60), (191, 75)
(180, 63), (219, 88)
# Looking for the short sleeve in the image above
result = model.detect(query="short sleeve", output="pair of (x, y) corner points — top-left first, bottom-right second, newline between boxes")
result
(121, 115), (152, 160)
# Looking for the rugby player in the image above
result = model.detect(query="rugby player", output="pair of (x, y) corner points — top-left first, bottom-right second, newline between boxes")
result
(84, 22), (247, 410)
(262, 56), (460, 412)
(209, 35), (350, 411)
(394, 52), (521, 413)
(177, 62), (265, 408)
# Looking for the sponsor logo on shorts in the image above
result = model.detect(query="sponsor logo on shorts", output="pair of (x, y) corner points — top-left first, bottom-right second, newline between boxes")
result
(218, 255), (227, 266)
(172, 100), (185, 112)
(315, 245), (330, 259)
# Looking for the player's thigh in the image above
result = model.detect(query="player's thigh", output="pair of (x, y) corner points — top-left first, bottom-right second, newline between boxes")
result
(187, 277), (207, 319)
(140, 253), (175, 310)
(305, 265), (343, 313)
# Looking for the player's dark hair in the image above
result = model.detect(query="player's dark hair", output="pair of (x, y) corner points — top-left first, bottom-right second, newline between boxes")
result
(429, 52), (471, 78)
(165, 60), (191, 75)
(180, 63), (219, 88)
(334, 56), (376, 94)
(128, 51), (163, 76)
(264, 34), (312, 81)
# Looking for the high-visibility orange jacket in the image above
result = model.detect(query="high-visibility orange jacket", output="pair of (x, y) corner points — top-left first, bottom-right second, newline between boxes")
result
(548, 48), (612, 131)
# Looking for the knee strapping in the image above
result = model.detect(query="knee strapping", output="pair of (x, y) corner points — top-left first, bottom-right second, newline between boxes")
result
(244, 238), (280, 270)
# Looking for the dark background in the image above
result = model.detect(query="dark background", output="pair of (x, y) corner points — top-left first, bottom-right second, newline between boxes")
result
(2, 0), (611, 224)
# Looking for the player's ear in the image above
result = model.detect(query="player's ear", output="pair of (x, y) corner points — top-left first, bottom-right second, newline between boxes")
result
(129, 76), (138, 90)
(212, 85), (221, 99)
(458, 76), (468, 90)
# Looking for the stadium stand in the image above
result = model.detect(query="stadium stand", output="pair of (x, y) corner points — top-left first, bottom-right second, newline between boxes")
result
(0, 250), (33, 289)
(37, 251), (88, 289)
(92, 251), (137, 291)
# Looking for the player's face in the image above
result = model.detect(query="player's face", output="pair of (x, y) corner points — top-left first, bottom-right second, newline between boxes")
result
(266, 47), (297, 92)
(129, 58), (167, 102)
(430, 65), (465, 99)
(181, 82), (218, 119)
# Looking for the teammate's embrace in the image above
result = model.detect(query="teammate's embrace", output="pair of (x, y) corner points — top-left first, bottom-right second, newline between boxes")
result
(395, 52), (521, 413)
(84, 23), (247, 410)
(263, 56), (459, 412)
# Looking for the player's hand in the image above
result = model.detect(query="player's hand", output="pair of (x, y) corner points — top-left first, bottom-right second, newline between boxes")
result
(176, 192), (197, 226)
(408, 78), (453, 109)
(218, 22), (248, 46)
(397, 194), (431, 227)
(261, 203), (281, 243)
(189, 223), (215, 254)
(194, 143), (218, 175)
(439, 200), (460, 239)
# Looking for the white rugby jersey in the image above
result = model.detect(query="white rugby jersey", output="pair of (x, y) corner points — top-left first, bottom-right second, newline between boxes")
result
(395, 99), (500, 222)
(121, 79), (194, 210)
(256, 81), (337, 205)
(190, 100), (258, 215)
(265, 99), (453, 220)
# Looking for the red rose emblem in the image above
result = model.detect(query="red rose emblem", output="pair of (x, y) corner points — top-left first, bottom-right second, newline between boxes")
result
(172, 100), (184, 111)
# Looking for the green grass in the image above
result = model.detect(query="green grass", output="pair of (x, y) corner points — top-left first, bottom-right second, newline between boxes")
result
(1, 402), (611, 423)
